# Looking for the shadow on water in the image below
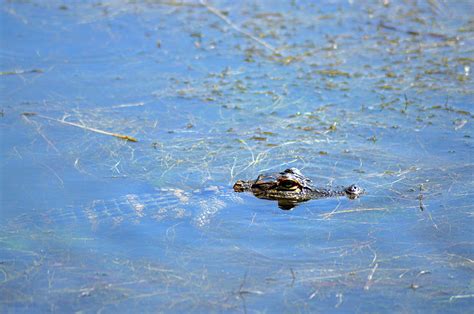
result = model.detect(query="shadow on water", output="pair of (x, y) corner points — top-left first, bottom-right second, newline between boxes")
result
(1, 0), (473, 312)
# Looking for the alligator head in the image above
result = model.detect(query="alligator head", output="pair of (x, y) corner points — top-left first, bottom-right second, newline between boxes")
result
(233, 168), (363, 210)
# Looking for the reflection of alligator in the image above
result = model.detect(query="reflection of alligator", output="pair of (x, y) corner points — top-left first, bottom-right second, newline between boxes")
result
(233, 168), (363, 209)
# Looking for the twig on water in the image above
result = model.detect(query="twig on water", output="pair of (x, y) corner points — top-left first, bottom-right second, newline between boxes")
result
(109, 102), (145, 109)
(418, 184), (425, 211)
(236, 270), (263, 314)
(200, 0), (280, 55)
(21, 113), (60, 152)
(238, 270), (249, 314)
(21, 112), (138, 142)
(364, 263), (378, 291)
(378, 22), (453, 40)
(335, 292), (343, 308)
(290, 268), (296, 287)
(321, 207), (386, 219)
(449, 294), (474, 302)
(0, 69), (43, 76)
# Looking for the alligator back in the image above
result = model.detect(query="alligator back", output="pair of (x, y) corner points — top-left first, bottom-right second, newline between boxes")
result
(9, 188), (243, 232)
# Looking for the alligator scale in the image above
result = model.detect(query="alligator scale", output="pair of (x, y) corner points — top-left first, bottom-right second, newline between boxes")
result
(233, 168), (363, 209)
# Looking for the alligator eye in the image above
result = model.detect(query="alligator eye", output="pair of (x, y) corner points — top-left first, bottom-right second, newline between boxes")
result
(279, 180), (300, 190)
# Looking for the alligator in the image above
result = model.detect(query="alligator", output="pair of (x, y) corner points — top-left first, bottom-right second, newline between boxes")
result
(6, 169), (362, 232)
(233, 168), (363, 209)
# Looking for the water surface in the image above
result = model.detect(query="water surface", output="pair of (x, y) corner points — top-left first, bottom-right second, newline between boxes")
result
(1, 0), (473, 312)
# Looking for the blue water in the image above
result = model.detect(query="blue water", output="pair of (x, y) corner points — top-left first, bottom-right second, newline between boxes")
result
(1, 0), (473, 312)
